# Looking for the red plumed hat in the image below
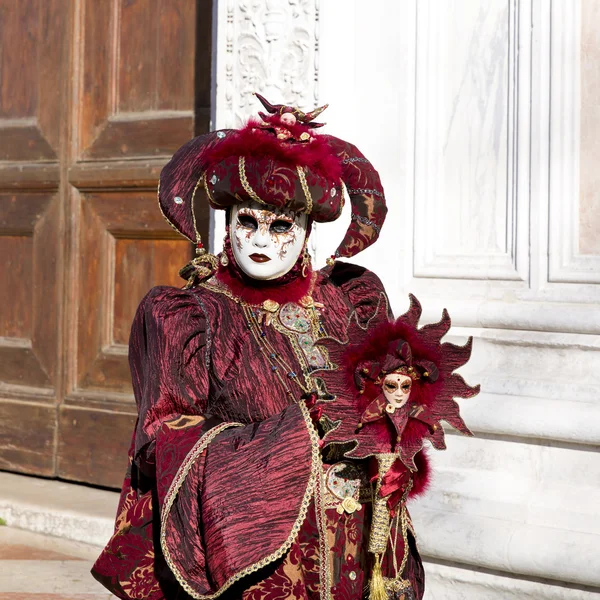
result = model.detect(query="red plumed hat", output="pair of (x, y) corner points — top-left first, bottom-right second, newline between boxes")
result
(158, 95), (387, 260)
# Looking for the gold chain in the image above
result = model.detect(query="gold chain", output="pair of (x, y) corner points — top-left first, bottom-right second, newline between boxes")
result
(270, 316), (317, 393)
(296, 165), (313, 214)
(238, 156), (268, 204)
(200, 275), (327, 397)
(385, 482), (414, 588)
(243, 304), (313, 397)
(199, 278), (243, 304)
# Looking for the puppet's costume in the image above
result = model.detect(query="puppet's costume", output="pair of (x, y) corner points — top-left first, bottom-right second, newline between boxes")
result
(92, 95), (479, 600)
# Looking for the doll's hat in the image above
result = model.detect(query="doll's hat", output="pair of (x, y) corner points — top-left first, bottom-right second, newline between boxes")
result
(158, 94), (387, 260)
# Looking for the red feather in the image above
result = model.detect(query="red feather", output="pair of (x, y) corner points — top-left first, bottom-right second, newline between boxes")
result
(203, 118), (343, 182)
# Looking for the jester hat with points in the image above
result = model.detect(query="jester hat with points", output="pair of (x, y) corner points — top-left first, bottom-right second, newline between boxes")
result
(158, 93), (387, 261)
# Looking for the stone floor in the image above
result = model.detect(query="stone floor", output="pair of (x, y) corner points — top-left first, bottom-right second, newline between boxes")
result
(0, 525), (115, 599)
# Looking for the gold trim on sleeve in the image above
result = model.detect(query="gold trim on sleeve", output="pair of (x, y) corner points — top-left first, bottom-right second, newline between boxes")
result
(160, 401), (324, 600)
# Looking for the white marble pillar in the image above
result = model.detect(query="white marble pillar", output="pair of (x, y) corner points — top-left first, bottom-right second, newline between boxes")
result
(212, 1), (600, 597)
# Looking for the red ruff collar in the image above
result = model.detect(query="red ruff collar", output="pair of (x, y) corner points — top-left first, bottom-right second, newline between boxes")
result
(214, 263), (315, 305)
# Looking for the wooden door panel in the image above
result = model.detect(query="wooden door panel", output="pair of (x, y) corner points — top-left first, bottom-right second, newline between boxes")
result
(74, 190), (189, 394)
(118, 1), (195, 113)
(82, 114), (194, 160)
(0, 0), (211, 486)
(0, 0), (66, 161)
(113, 238), (189, 344)
(0, 191), (62, 474)
(79, 0), (196, 160)
(57, 407), (136, 487)
(0, 126), (57, 162)
(0, 193), (59, 390)
(0, 401), (56, 475)
(58, 189), (190, 485)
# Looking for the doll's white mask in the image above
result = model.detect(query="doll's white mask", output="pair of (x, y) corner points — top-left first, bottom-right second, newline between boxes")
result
(230, 201), (308, 280)
(382, 373), (413, 410)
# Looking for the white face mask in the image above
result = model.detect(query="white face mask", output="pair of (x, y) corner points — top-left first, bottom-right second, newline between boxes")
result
(229, 201), (308, 280)
(382, 373), (413, 410)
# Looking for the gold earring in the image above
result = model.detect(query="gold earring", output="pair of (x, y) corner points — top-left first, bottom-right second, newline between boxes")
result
(301, 247), (311, 278)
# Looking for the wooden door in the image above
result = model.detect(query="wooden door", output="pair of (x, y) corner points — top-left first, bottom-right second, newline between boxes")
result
(0, 0), (212, 488)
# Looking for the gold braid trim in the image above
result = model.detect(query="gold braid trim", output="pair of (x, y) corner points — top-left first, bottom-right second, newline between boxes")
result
(160, 402), (324, 600)
(201, 172), (216, 206)
(190, 174), (204, 245)
(396, 502), (412, 577)
(239, 156), (268, 204)
(296, 165), (313, 214)
(314, 454), (332, 599)
(368, 453), (396, 555)
(156, 181), (195, 243)
(160, 421), (243, 597)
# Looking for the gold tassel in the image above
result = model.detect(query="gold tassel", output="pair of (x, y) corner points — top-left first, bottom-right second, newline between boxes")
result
(179, 250), (219, 289)
(369, 554), (388, 600)
(368, 454), (396, 600)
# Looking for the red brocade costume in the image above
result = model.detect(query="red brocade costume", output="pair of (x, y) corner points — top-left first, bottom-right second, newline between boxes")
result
(92, 95), (478, 600)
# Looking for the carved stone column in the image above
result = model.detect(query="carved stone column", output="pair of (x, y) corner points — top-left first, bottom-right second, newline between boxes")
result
(214, 0), (321, 129)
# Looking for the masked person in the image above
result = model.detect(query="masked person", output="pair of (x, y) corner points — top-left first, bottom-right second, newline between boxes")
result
(92, 95), (478, 600)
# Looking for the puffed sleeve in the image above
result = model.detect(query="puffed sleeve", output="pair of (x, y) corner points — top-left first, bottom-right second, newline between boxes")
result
(329, 261), (394, 326)
(93, 287), (320, 600)
(128, 286), (217, 475)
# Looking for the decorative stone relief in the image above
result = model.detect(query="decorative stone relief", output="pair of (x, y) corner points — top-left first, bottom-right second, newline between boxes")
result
(221, 0), (320, 128)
